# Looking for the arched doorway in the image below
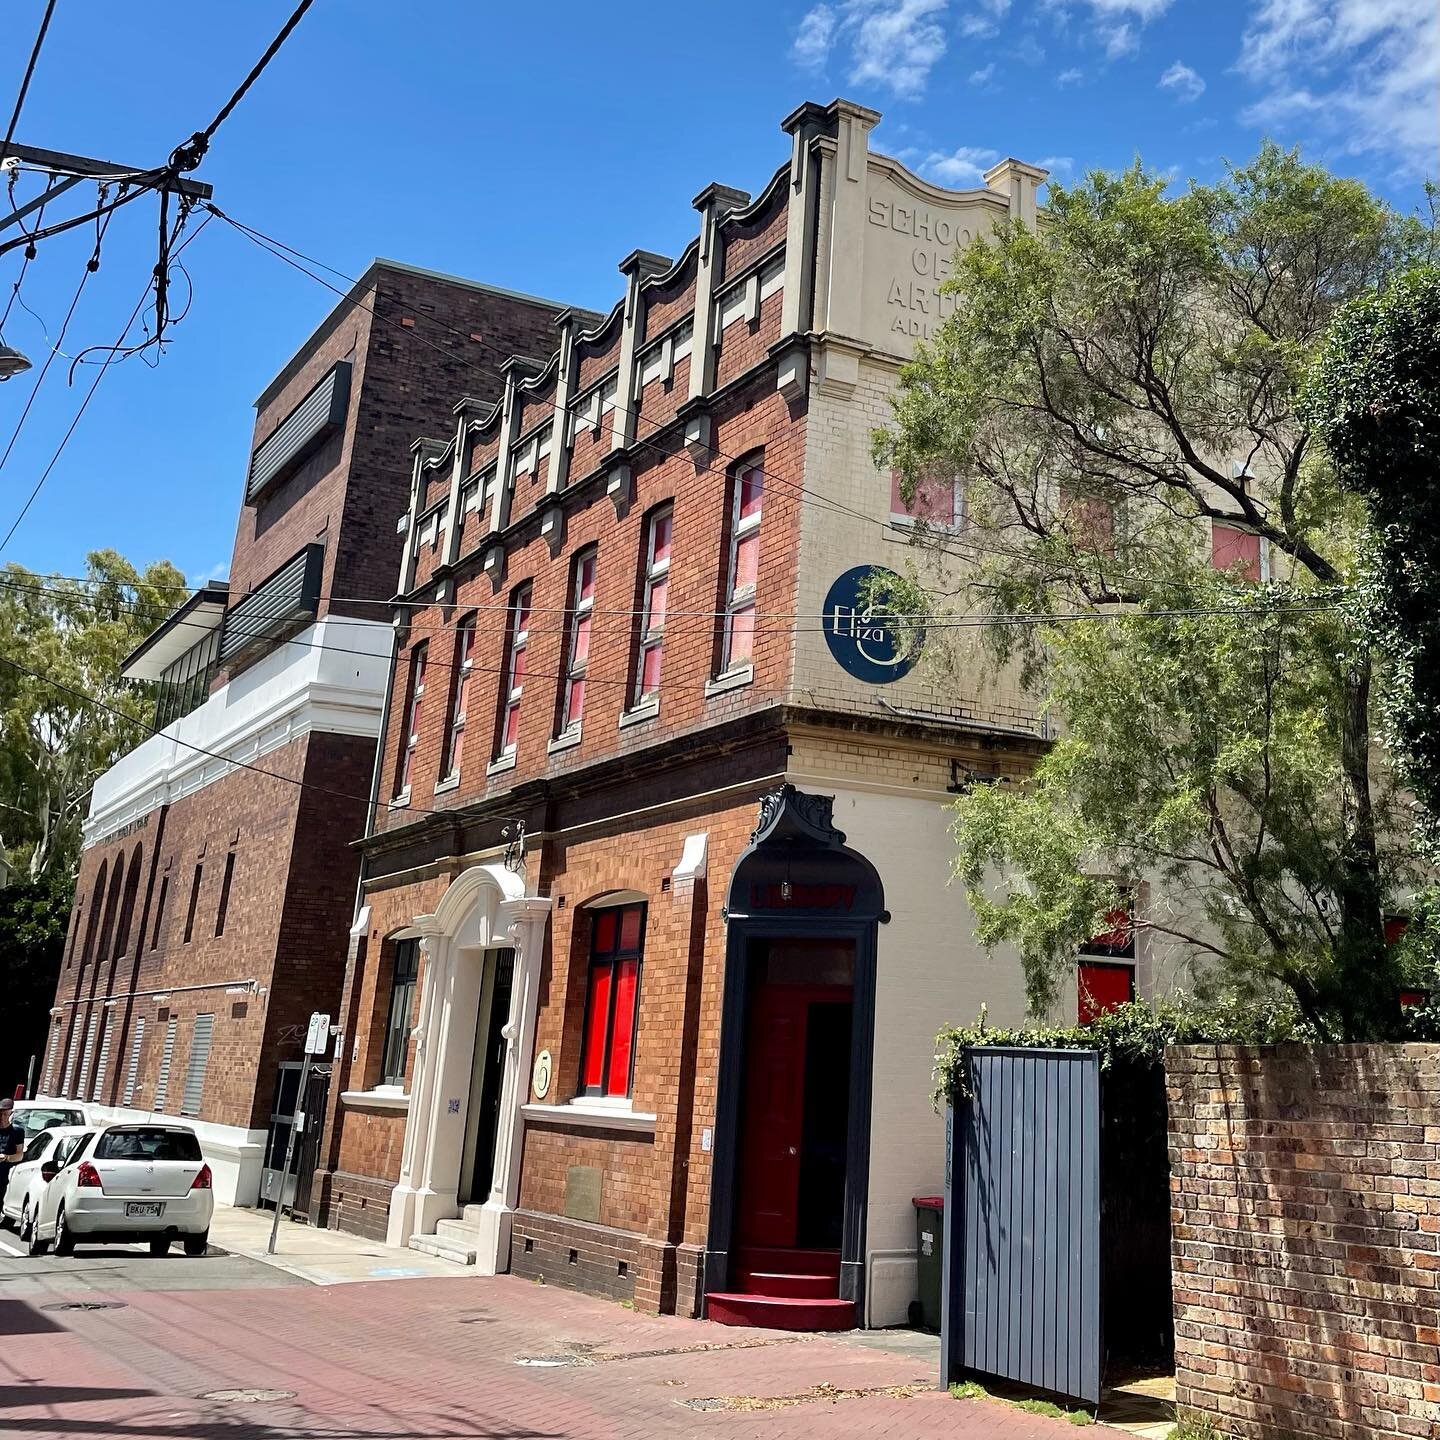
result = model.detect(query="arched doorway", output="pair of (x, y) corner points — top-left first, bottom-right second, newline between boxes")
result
(706, 786), (886, 1326)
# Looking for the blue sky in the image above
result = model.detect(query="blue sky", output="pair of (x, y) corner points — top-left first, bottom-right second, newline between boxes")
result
(0, 0), (1433, 586)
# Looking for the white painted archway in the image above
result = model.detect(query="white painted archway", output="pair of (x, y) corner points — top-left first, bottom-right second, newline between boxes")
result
(386, 862), (550, 1272)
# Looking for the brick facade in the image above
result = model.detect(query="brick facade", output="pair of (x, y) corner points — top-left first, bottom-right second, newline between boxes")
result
(1167, 1044), (1440, 1440)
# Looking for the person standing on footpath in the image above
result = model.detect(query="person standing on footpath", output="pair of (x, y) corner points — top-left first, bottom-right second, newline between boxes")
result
(0, 1099), (25, 1209)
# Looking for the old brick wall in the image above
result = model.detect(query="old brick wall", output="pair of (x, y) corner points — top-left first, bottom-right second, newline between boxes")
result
(1167, 1044), (1440, 1440)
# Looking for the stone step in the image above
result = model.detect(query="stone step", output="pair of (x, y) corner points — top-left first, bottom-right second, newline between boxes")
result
(462, 1203), (487, 1222)
(434, 1217), (478, 1243)
(409, 1233), (476, 1266)
(705, 1291), (855, 1332)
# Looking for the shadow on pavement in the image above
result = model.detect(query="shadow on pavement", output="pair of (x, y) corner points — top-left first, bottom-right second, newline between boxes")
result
(0, 1299), (64, 1334)
(0, 1385), (157, 1408)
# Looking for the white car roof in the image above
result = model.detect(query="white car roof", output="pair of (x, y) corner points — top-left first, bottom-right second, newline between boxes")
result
(13, 1100), (85, 1110)
(30, 1125), (91, 1139)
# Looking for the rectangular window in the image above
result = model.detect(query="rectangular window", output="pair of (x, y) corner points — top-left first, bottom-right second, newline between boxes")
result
(633, 507), (672, 705)
(579, 903), (645, 1099)
(890, 468), (962, 529)
(381, 940), (420, 1086)
(1079, 893), (1135, 958)
(180, 1014), (214, 1116)
(722, 469), (762, 671)
(440, 616), (477, 780)
(151, 876), (169, 950)
(214, 852), (235, 937)
(560, 550), (596, 733)
(496, 584), (531, 758)
(91, 1016), (114, 1103)
(1211, 523), (1264, 581)
(121, 1017), (146, 1105)
(395, 643), (428, 796)
(1077, 961), (1135, 1025)
(153, 1017), (178, 1111)
(183, 864), (203, 944)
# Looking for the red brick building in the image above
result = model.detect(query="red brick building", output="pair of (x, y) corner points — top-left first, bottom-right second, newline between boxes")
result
(318, 100), (1091, 1330)
(42, 260), (566, 1205)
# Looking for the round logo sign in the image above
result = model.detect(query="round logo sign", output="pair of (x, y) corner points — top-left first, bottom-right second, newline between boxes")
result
(531, 1049), (553, 1100)
(822, 565), (922, 683)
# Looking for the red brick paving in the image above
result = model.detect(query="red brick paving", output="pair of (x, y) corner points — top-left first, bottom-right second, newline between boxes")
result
(0, 1274), (1094, 1438)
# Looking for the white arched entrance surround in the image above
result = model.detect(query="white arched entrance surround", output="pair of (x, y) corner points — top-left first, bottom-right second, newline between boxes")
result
(386, 861), (551, 1273)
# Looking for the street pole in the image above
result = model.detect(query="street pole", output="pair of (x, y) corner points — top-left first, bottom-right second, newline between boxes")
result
(267, 1011), (329, 1256)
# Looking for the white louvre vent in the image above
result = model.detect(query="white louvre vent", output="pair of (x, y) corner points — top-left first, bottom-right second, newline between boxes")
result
(91, 1018), (114, 1102)
(153, 1017), (178, 1111)
(180, 1014), (214, 1117)
(122, 1018), (146, 1105)
(76, 1015), (99, 1101)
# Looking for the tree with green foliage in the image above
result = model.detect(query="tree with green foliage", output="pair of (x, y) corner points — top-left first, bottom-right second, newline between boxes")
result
(874, 143), (1436, 1040)
(0, 872), (74, 1094)
(0, 550), (183, 881)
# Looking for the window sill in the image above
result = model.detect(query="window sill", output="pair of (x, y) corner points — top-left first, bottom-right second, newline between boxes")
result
(618, 698), (660, 731)
(389, 789), (411, 811)
(486, 752), (517, 777)
(433, 774), (460, 794)
(547, 728), (582, 755)
(521, 1099), (657, 1134)
(704, 664), (754, 698)
(341, 1086), (410, 1111)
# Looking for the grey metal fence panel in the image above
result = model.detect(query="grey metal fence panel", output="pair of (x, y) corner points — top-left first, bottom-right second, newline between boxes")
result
(942, 1046), (1102, 1407)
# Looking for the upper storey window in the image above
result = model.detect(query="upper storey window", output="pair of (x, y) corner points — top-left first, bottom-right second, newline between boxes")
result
(439, 615), (477, 782)
(890, 469), (963, 530)
(496, 584), (531, 760)
(722, 467), (763, 672)
(560, 549), (596, 735)
(394, 643), (428, 798)
(1212, 522), (1265, 581)
(633, 506), (672, 706)
(154, 629), (221, 730)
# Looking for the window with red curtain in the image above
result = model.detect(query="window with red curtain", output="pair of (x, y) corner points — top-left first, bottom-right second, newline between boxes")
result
(722, 467), (762, 671)
(890, 469), (959, 528)
(633, 506), (672, 705)
(1078, 962), (1135, 1024)
(395, 643), (428, 796)
(495, 584), (531, 758)
(560, 549), (596, 734)
(1212, 523), (1263, 580)
(579, 902), (645, 1098)
(439, 615), (476, 781)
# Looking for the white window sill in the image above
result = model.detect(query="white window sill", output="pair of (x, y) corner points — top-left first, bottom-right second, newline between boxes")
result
(433, 774), (460, 794)
(618, 699), (660, 730)
(547, 728), (582, 755)
(705, 664), (754, 698)
(486, 752), (517, 777)
(520, 1100), (657, 1133)
(388, 790), (411, 811)
(341, 1086), (410, 1111)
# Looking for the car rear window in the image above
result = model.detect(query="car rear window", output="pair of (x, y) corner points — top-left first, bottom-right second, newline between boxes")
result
(94, 1127), (202, 1162)
(17, 1108), (83, 1138)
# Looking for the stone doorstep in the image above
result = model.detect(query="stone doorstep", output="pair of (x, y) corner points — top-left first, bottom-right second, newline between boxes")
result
(409, 1223), (478, 1266)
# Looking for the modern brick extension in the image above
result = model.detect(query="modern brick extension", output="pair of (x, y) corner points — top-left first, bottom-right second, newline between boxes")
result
(1167, 1044), (1440, 1440)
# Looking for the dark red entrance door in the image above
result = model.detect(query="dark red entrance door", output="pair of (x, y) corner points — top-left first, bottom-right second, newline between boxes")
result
(736, 977), (851, 1248)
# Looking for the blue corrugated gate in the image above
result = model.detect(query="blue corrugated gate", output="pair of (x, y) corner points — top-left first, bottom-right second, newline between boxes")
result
(941, 1046), (1102, 1406)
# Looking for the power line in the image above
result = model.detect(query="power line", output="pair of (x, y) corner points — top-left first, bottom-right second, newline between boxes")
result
(0, 0), (57, 173)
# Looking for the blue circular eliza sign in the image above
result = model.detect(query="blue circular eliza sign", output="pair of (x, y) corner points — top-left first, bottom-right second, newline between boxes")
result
(822, 565), (923, 684)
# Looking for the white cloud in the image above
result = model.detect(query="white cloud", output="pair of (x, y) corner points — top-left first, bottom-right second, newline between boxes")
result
(1237, 0), (1440, 173)
(919, 145), (1001, 186)
(1038, 154), (1075, 177)
(970, 61), (997, 83)
(959, 11), (998, 36)
(1051, 0), (1170, 60)
(187, 559), (228, 587)
(793, 0), (951, 98)
(1158, 60), (1205, 101)
(1056, 65), (1084, 84)
(1101, 20), (1137, 56)
(1016, 31), (1046, 62)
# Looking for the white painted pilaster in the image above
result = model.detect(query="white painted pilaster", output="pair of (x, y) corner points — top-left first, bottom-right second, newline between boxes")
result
(687, 185), (750, 402)
(611, 250), (671, 452)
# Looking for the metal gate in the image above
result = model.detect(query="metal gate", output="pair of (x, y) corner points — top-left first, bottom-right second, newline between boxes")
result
(942, 1046), (1102, 1406)
(260, 1061), (330, 1214)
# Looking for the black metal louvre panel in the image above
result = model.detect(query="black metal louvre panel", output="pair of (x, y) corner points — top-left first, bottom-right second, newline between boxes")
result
(245, 361), (351, 502)
(218, 544), (324, 663)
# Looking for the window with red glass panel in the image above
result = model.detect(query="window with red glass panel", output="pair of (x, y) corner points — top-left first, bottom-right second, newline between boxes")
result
(722, 467), (762, 672)
(889, 468), (961, 528)
(394, 643), (428, 796)
(439, 615), (476, 781)
(633, 506), (672, 705)
(1077, 889), (1135, 1023)
(560, 549), (596, 734)
(495, 584), (531, 759)
(579, 903), (645, 1098)
(1211, 523), (1264, 580)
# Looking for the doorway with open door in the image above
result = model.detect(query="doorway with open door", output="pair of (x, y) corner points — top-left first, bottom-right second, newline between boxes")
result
(459, 946), (515, 1209)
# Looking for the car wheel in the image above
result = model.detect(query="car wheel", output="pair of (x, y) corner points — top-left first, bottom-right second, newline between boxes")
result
(53, 1205), (75, 1257)
(22, 1203), (47, 1256)
(149, 1236), (171, 1256)
(0, 1206), (13, 1231)
(182, 1232), (209, 1257)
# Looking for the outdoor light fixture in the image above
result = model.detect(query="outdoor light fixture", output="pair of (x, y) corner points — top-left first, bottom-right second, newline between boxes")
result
(0, 342), (32, 379)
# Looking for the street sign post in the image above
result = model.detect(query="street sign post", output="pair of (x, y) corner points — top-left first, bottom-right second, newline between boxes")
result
(267, 1012), (330, 1255)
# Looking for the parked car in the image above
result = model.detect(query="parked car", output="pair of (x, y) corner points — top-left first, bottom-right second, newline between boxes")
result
(11, 1101), (87, 1143)
(1, 1126), (93, 1248)
(26, 1123), (212, 1257)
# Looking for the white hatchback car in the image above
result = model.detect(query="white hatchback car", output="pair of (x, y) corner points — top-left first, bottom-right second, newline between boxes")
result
(27, 1122), (213, 1257)
(11, 1101), (88, 1145)
(1, 1126), (93, 1248)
